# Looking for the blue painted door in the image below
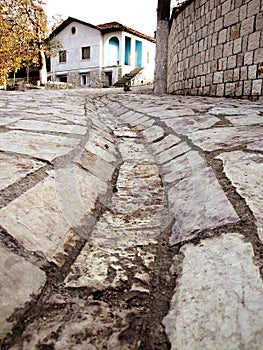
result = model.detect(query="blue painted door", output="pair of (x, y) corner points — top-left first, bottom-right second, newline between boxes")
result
(108, 37), (120, 65)
(125, 37), (131, 65)
(135, 40), (142, 67)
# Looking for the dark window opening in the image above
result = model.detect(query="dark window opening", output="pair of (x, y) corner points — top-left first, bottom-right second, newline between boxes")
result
(81, 73), (90, 86)
(82, 46), (90, 60)
(58, 75), (67, 83)
(59, 50), (66, 63)
(71, 26), (76, 34)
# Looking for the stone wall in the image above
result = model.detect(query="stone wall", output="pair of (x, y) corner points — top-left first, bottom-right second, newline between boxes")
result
(67, 69), (103, 87)
(167, 0), (263, 99)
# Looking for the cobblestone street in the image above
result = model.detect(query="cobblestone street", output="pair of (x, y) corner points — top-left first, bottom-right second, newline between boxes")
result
(0, 86), (263, 349)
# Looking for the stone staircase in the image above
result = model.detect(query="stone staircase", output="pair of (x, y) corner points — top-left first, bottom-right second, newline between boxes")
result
(114, 67), (143, 87)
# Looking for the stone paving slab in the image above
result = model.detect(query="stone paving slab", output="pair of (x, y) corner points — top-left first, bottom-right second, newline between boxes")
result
(0, 116), (21, 126)
(141, 125), (165, 142)
(121, 112), (144, 124)
(150, 134), (181, 155)
(217, 151), (263, 242)
(163, 233), (263, 350)
(0, 175), (74, 265)
(0, 245), (46, 338)
(128, 115), (151, 127)
(209, 106), (262, 116)
(247, 139), (263, 152)
(7, 120), (87, 135)
(78, 150), (115, 182)
(135, 118), (155, 130)
(161, 150), (207, 185)
(65, 244), (154, 292)
(0, 153), (45, 190)
(144, 108), (196, 118)
(54, 165), (107, 230)
(155, 142), (191, 165)
(84, 139), (117, 163)
(163, 115), (219, 133)
(225, 114), (263, 126)
(0, 131), (80, 162)
(86, 130), (118, 157)
(186, 125), (263, 151)
(118, 139), (154, 163)
(168, 167), (239, 244)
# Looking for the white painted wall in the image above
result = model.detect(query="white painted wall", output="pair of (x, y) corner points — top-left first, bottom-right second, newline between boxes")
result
(52, 21), (102, 75)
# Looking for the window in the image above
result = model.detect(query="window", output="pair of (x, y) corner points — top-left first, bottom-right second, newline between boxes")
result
(71, 26), (76, 34)
(59, 50), (66, 63)
(147, 52), (150, 64)
(58, 75), (67, 83)
(82, 46), (90, 60)
(81, 73), (90, 86)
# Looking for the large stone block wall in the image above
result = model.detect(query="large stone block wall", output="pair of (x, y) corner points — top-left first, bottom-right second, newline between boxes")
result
(167, 0), (263, 99)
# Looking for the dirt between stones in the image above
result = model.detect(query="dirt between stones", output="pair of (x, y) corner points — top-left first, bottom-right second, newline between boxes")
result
(0, 225), (178, 350)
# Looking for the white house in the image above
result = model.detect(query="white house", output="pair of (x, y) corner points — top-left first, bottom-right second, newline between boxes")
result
(48, 17), (156, 87)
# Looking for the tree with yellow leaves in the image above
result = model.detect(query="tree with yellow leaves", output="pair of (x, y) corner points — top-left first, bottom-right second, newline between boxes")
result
(0, 0), (60, 86)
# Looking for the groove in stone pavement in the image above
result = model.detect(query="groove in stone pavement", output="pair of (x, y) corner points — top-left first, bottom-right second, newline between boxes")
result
(105, 94), (263, 349)
(1, 95), (174, 350)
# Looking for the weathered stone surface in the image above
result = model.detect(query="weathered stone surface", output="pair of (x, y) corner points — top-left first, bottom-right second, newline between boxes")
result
(7, 120), (87, 135)
(1, 88), (263, 350)
(147, 108), (196, 118)
(163, 233), (263, 350)
(0, 245), (46, 338)
(84, 139), (117, 163)
(78, 150), (115, 182)
(90, 161), (166, 247)
(119, 111), (143, 124)
(209, 107), (261, 116)
(225, 114), (263, 126)
(0, 176), (77, 265)
(0, 131), (80, 162)
(55, 166), (107, 231)
(118, 110), (135, 121)
(168, 167), (239, 244)
(0, 116), (21, 126)
(136, 118), (155, 130)
(141, 125), (165, 142)
(155, 142), (191, 165)
(90, 129), (168, 247)
(187, 126), (263, 151)
(162, 150), (207, 184)
(65, 244), (154, 292)
(163, 114), (219, 133)
(247, 139), (263, 152)
(113, 126), (138, 138)
(129, 115), (151, 127)
(150, 134), (181, 155)
(86, 130), (118, 157)
(0, 153), (45, 190)
(217, 151), (263, 242)
(118, 139), (153, 163)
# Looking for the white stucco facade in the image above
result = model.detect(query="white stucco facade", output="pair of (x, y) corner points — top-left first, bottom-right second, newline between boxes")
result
(49, 17), (156, 87)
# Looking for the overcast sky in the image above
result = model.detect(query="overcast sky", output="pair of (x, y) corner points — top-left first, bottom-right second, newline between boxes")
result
(44, 0), (159, 37)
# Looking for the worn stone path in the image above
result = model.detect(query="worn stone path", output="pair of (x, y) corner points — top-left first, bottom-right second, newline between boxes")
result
(0, 87), (262, 349)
